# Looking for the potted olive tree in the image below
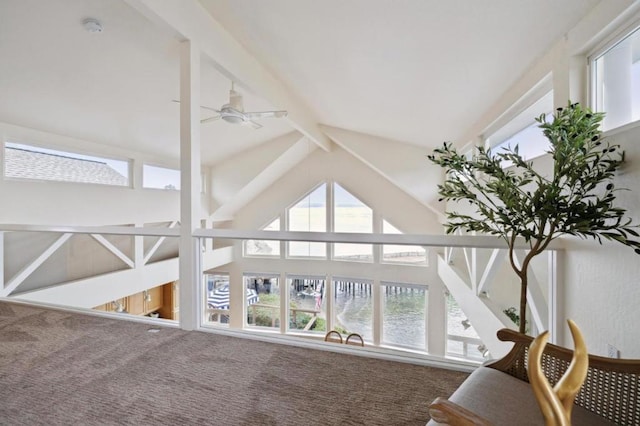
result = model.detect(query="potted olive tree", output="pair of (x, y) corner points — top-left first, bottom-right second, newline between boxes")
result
(428, 102), (640, 334)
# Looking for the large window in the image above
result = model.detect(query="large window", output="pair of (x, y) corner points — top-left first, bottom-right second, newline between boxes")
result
(4, 142), (129, 186)
(592, 24), (640, 131)
(333, 183), (373, 262)
(287, 183), (326, 257)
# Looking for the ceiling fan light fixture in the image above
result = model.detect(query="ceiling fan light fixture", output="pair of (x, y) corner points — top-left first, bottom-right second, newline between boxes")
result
(83, 18), (103, 33)
(222, 115), (244, 124)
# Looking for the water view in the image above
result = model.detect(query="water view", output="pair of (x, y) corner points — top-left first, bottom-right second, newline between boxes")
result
(205, 274), (482, 360)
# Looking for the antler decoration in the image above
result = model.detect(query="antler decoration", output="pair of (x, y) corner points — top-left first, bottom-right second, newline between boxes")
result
(527, 320), (589, 426)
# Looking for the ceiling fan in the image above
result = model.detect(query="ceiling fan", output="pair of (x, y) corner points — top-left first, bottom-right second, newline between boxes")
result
(176, 82), (288, 129)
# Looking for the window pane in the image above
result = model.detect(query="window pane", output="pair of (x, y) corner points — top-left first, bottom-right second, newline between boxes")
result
(5, 142), (129, 186)
(593, 26), (640, 131)
(382, 283), (427, 350)
(333, 183), (373, 261)
(205, 273), (230, 326)
(446, 293), (485, 361)
(288, 277), (326, 334)
(333, 279), (372, 341)
(246, 275), (279, 330)
(288, 184), (326, 257)
(485, 91), (553, 166)
(244, 218), (280, 256)
(491, 117), (552, 166)
(382, 220), (427, 265)
(143, 164), (180, 190)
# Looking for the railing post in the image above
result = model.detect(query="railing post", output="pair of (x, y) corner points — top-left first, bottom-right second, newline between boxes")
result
(427, 279), (447, 357)
(280, 272), (287, 334)
(372, 279), (381, 346)
(134, 223), (144, 268)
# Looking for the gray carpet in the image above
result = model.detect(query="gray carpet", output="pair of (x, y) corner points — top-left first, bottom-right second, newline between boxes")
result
(0, 301), (468, 425)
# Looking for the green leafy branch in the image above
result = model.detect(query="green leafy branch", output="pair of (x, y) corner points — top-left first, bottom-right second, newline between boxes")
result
(428, 102), (640, 333)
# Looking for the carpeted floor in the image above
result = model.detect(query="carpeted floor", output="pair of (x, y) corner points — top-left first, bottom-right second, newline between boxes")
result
(0, 301), (468, 425)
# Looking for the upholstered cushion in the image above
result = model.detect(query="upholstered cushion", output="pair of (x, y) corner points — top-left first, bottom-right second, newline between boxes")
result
(427, 366), (613, 425)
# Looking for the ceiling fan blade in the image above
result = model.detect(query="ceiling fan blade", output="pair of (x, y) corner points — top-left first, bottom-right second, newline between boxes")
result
(201, 115), (221, 124)
(172, 99), (221, 114)
(242, 119), (263, 129)
(200, 105), (222, 113)
(245, 110), (288, 119)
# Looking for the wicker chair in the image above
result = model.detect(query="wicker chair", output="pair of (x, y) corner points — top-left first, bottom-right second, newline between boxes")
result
(428, 329), (640, 425)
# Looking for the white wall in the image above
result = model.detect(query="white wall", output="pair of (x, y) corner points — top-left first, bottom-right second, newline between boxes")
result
(562, 123), (640, 357)
(209, 132), (302, 211)
(0, 122), (187, 296)
(0, 121), (184, 225)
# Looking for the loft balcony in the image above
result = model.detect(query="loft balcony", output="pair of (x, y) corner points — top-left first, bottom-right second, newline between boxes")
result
(0, 224), (562, 369)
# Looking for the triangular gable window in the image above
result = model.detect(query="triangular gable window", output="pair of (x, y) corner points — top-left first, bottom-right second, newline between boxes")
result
(382, 220), (427, 265)
(333, 183), (372, 262)
(288, 183), (327, 258)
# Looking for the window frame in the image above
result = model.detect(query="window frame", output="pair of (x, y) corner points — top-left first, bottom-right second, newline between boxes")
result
(588, 16), (640, 132)
(332, 181), (374, 263)
(3, 139), (131, 187)
(285, 182), (328, 259)
(142, 163), (181, 191)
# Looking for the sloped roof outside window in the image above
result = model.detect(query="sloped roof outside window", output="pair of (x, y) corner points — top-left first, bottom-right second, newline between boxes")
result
(5, 147), (128, 186)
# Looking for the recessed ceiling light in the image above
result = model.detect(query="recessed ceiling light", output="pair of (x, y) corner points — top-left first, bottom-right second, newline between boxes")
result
(83, 18), (103, 33)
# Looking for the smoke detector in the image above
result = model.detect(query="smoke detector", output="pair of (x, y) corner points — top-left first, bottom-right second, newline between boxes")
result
(83, 18), (103, 33)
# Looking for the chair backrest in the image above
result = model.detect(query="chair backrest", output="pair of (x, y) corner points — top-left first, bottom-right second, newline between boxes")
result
(345, 333), (364, 347)
(324, 330), (343, 344)
(490, 328), (640, 426)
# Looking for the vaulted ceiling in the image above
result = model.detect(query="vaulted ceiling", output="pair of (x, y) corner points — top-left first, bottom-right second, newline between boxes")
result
(0, 0), (601, 206)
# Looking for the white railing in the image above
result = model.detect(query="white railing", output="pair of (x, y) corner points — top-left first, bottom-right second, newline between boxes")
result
(0, 224), (562, 364)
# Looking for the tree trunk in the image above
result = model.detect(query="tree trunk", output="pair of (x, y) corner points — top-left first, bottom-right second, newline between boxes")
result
(519, 272), (528, 334)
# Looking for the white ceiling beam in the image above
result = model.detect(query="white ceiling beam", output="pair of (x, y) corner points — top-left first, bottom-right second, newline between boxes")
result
(321, 125), (445, 219)
(124, 0), (331, 152)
